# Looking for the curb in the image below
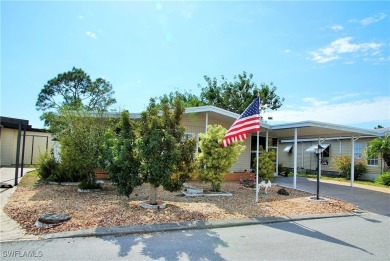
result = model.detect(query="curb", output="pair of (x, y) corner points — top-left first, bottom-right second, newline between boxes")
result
(40, 213), (356, 240)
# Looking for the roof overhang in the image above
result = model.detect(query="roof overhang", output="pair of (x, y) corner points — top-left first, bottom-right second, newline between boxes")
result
(185, 106), (272, 129)
(268, 121), (379, 139)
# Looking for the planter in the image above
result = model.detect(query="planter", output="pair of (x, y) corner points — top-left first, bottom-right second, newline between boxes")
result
(78, 188), (102, 192)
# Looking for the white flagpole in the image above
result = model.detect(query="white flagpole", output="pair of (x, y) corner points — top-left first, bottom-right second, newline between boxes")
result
(256, 130), (260, 203)
(256, 96), (261, 203)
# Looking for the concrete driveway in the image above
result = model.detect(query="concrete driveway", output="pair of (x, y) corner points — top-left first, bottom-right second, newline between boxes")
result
(273, 176), (390, 216)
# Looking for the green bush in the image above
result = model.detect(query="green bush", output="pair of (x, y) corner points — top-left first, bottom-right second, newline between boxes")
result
(36, 152), (59, 181)
(375, 172), (390, 186)
(332, 155), (367, 180)
(253, 147), (276, 181)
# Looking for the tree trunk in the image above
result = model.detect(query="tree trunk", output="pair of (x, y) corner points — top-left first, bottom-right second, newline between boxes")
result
(149, 184), (158, 205)
(383, 153), (390, 169)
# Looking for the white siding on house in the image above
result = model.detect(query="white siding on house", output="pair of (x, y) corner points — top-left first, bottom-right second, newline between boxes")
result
(0, 128), (15, 166)
(277, 137), (384, 176)
(181, 112), (251, 173)
(0, 128), (52, 166)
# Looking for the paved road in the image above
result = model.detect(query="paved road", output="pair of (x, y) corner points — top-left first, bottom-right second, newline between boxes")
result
(1, 214), (389, 261)
(273, 176), (390, 216)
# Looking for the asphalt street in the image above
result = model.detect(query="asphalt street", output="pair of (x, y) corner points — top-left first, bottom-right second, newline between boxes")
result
(1, 213), (389, 261)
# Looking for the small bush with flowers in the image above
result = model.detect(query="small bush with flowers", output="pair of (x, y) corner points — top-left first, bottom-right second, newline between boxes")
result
(332, 155), (367, 180)
(240, 175), (256, 188)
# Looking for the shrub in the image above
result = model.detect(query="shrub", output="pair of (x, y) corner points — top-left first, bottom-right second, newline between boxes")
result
(332, 155), (367, 180)
(253, 147), (276, 181)
(36, 152), (60, 181)
(57, 108), (114, 186)
(198, 124), (245, 192)
(375, 172), (390, 186)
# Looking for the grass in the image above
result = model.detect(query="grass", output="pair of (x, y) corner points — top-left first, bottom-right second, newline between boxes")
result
(18, 170), (40, 186)
(296, 173), (389, 188)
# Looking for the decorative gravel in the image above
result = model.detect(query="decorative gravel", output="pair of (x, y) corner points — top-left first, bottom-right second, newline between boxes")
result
(4, 181), (357, 236)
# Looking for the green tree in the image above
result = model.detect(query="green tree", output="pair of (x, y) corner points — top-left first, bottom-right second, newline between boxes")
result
(199, 71), (284, 114)
(99, 110), (142, 197)
(198, 124), (245, 192)
(137, 98), (197, 205)
(253, 147), (276, 182)
(57, 108), (114, 185)
(157, 90), (204, 109)
(36, 67), (116, 127)
(365, 134), (390, 170)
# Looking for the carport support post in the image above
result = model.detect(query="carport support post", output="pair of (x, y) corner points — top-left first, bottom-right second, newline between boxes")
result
(293, 128), (298, 189)
(20, 124), (27, 177)
(351, 136), (355, 187)
(14, 120), (22, 186)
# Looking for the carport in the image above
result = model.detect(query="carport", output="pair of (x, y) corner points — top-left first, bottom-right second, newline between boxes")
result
(262, 121), (379, 188)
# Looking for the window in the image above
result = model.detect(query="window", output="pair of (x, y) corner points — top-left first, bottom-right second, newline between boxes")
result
(354, 142), (363, 160)
(367, 157), (378, 166)
(183, 133), (194, 140)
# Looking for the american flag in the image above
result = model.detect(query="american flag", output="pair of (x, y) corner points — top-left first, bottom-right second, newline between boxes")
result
(222, 98), (261, 147)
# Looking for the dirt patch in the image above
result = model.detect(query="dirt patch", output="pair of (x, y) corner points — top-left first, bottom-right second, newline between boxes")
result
(4, 181), (357, 236)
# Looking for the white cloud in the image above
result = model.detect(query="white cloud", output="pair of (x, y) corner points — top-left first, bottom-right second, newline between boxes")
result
(284, 49), (291, 53)
(331, 93), (360, 101)
(360, 12), (386, 26)
(309, 37), (383, 63)
(302, 97), (329, 106)
(86, 31), (96, 39)
(330, 25), (344, 31)
(268, 97), (390, 125)
(78, 15), (84, 20)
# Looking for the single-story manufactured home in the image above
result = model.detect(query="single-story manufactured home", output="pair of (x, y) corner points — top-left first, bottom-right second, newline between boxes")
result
(156, 106), (388, 185)
(3, 106), (387, 187)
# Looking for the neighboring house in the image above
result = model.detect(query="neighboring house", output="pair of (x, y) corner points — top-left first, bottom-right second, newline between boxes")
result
(0, 116), (52, 166)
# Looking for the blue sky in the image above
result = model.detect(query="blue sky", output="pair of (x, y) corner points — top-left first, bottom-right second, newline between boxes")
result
(1, 1), (389, 129)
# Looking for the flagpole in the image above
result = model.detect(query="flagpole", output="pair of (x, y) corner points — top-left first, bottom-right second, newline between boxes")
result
(256, 96), (261, 203)
(256, 130), (259, 203)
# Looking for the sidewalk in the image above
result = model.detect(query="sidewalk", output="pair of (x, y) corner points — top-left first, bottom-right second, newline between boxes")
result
(0, 167), (38, 242)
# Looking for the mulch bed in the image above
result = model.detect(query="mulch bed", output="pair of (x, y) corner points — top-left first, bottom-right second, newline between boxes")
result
(4, 181), (357, 236)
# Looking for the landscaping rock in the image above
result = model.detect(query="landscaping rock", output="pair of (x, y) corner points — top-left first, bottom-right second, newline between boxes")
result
(0, 182), (13, 188)
(38, 213), (71, 224)
(277, 188), (290, 196)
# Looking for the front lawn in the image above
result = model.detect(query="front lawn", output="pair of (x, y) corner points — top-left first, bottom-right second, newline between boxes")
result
(5, 178), (357, 236)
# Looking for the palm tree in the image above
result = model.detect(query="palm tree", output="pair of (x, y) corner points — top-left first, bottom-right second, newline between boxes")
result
(365, 134), (390, 172)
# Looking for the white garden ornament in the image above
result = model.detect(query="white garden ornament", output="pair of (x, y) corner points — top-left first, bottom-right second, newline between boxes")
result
(258, 180), (272, 194)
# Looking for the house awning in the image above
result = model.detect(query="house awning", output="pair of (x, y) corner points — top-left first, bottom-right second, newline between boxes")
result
(283, 145), (293, 152)
(305, 144), (330, 153)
